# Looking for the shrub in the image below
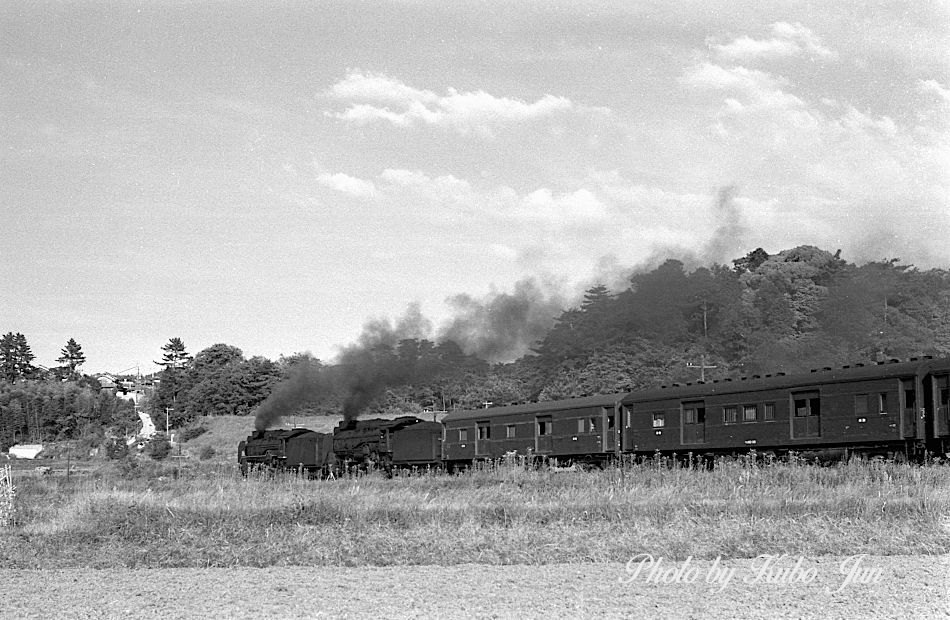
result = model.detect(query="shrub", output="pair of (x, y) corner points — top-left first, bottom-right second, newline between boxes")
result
(146, 436), (171, 461)
(116, 455), (138, 477)
(177, 425), (208, 442)
(104, 438), (129, 460)
(198, 445), (216, 461)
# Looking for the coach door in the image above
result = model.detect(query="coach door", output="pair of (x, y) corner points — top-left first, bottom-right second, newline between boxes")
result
(536, 416), (553, 453)
(601, 407), (617, 453)
(681, 400), (706, 445)
(901, 378), (919, 438)
(475, 421), (491, 456)
(927, 375), (949, 439)
(791, 391), (821, 438)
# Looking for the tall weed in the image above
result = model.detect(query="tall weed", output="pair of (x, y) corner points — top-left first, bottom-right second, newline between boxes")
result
(4, 458), (948, 567)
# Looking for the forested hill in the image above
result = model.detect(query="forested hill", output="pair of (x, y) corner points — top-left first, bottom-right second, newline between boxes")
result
(531, 245), (950, 400)
(5, 244), (950, 440)
(371, 244), (950, 412)
(240, 244), (950, 423)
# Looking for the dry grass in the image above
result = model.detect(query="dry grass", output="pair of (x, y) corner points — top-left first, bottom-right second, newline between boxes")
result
(0, 465), (13, 528)
(1, 457), (947, 568)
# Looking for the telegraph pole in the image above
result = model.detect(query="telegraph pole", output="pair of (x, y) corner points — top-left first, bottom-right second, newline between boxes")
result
(687, 355), (717, 382)
(687, 300), (717, 381)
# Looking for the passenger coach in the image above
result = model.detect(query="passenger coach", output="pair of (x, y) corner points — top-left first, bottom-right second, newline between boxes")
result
(621, 356), (949, 460)
(442, 394), (625, 468)
(443, 356), (950, 465)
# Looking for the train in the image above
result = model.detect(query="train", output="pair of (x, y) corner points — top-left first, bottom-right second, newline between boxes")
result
(238, 416), (443, 475)
(238, 355), (950, 474)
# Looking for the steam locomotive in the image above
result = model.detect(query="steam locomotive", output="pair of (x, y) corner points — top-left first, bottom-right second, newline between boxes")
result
(238, 356), (950, 473)
(238, 416), (443, 475)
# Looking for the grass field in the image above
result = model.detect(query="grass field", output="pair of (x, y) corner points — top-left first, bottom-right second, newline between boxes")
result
(1, 455), (947, 569)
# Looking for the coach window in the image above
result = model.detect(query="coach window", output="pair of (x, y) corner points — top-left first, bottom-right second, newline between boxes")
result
(576, 419), (585, 434)
(459, 428), (468, 442)
(537, 418), (552, 436)
(878, 393), (888, 414)
(723, 405), (738, 425)
(683, 404), (704, 425)
(477, 423), (491, 440)
(854, 394), (869, 416)
(903, 383), (916, 411)
(506, 424), (516, 438)
(589, 417), (598, 432)
(607, 414), (616, 429)
(764, 403), (775, 421)
(794, 393), (820, 417)
(742, 404), (757, 423)
(652, 412), (665, 428)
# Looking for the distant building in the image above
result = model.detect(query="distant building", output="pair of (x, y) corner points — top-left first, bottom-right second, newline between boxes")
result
(95, 374), (118, 390)
(9, 444), (43, 459)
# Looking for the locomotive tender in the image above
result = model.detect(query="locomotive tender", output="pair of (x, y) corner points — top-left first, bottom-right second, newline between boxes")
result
(240, 356), (950, 472)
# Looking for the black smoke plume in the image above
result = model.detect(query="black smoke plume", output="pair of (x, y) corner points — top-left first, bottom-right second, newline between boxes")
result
(439, 277), (566, 363)
(252, 186), (748, 428)
(252, 304), (433, 429)
(253, 360), (328, 431)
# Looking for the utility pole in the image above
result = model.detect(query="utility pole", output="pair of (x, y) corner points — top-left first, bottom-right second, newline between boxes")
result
(687, 355), (717, 382)
(687, 300), (717, 381)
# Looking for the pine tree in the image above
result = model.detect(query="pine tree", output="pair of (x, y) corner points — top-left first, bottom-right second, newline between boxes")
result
(0, 333), (17, 382)
(152, 338), (194, 425)
(14, 333), (35, 379)
(56, 338), (86, 379)
(157, 337), (192, 370)
(1, 333), (35, 381)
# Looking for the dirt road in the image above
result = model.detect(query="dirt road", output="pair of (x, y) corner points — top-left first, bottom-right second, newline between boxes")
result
(0, 555), (946, 618)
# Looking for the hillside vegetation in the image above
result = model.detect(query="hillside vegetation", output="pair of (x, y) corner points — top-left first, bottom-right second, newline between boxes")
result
(5, 244), (950, 448)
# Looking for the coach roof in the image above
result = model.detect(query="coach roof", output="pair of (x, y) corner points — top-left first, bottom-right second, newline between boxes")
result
(443, 393), (627, 423)
(623, 356), (947, 405)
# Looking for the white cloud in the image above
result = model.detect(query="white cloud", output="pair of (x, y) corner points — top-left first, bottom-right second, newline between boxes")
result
(328, 71), (438, 106)
(513, 188), (609, 224)
(304, 162), (732, 282)
(713, 22), (836, 61)
(315, 172), (377, 198)
(919, 79), (950, 104)
(671, 24), (949, 267)
(680, 62), (804, 111)
(379, 168), (474, 204)
(325, 70), (576, 134)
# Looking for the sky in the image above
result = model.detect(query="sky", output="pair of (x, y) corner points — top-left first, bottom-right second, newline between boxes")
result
(1, 1), (948, 374)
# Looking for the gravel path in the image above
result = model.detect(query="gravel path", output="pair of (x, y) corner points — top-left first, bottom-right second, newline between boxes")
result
(1, 555), (946, 619)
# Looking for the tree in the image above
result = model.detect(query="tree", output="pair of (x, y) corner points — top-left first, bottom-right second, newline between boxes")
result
(733, 248), (770, 274)
(192, 344), (245, 372)
(0, 333), (18, 382)
(157, 337), (192, 370)
(56, 338), (86, 379)
(152, 338), (193, 422)
(0, 333), (35, 382)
